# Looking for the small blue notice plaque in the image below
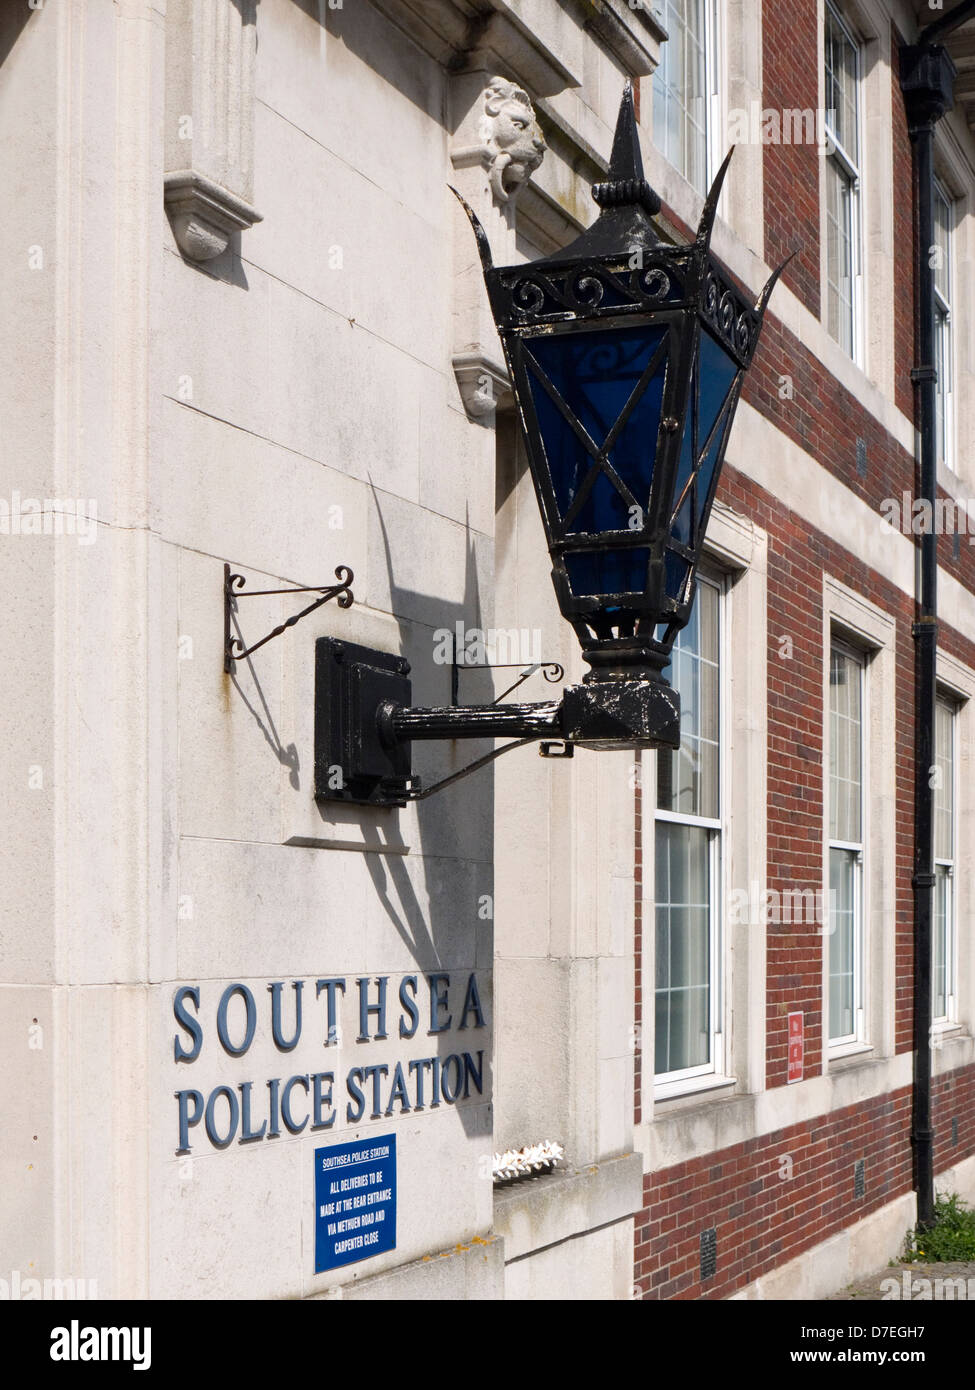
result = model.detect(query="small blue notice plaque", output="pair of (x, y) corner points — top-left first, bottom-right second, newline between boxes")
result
(314, 1135), (397, 1273)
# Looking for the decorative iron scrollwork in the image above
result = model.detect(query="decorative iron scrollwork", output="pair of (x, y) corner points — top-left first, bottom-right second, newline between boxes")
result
(224, 563), (354, 672)
(638, 267), (671, 299)
(501, 260), (687, 327)
(573, 274), (604, 308)
(449, 639), (566, 706)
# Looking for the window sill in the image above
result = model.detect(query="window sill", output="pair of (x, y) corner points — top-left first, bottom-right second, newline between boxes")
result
(932, 1021), (962, 1037)
(654, 1073), (737, 1103)
(932, 1027), (974, 1070)
(932, 1021), (966, 1050)
(827, 1040), (874, 1065)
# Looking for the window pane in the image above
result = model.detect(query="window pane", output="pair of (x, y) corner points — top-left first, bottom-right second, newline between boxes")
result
(935, 307), (951, 469)
(655, 822), (711, 1074)
(825, 157), (854, 356)
(824, 6), (859, 359)
(933, 699), (953, 1023)
(829, 648), (861, 844)
(829, 847), (856, 1040)
(657, 581), (720, 818)
(934, 865), (950, 1021)
(653, 0), (708, 193)
(934, 699), (953, 861)
(824, 6), (858, 160)
(934, 186), (951, 304)
(934, 187), (952, 468)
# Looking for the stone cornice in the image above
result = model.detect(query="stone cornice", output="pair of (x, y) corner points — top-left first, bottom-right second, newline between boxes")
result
(575, 0), (665, 74)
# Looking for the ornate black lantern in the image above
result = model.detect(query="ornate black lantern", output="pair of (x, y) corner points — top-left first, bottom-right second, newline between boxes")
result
(455, 83), (784, 685)
(312, 84), (785, 805)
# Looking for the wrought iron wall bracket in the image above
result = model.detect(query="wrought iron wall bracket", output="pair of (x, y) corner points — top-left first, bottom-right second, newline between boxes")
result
(224, 563), (354, 672)
(315, 637), (677, 807)
(449, 639), (565, 706)
(393, 737), (540, 803)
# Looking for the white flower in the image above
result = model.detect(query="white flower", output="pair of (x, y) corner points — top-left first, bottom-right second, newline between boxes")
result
(492, 1140), (565, 1184)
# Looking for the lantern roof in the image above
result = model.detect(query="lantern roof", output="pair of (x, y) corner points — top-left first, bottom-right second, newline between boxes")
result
(452, 84), (788, 372)
(545, 80), (664, 265)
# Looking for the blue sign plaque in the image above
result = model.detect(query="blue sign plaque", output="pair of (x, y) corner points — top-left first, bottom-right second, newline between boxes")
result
(314, 1135), (397, 1273)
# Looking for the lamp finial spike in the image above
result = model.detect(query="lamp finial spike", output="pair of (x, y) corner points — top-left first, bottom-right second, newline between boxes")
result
(591, 82), (661, 217)
(607, 80), (645, 184)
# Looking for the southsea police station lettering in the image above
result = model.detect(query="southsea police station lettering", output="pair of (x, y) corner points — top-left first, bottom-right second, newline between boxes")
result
(173, 974), (486, 1153)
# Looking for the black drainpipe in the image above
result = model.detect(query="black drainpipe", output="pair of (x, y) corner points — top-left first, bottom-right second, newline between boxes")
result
(899, 33), (958, 1231)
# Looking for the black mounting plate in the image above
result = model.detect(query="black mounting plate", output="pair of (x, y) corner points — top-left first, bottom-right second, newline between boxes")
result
(314, 638), (413, 807)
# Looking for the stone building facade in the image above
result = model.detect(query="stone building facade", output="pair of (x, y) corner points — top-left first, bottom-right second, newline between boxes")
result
(1, 0), (973, 1302)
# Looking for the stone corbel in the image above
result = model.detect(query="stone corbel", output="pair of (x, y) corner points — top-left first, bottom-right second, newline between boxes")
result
(163, 171), (262, 263)
(452, 352), (513, 418)
(163, 0), (263, 261)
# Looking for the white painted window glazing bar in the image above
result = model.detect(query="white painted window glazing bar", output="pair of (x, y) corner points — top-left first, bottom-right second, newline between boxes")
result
(655, 577), (723, 1083)
(828, 643), (864, 1044)
(934, 182), (954, 471)
(823, 3), (862, 363)
(652, 0), (719, 195)
(933, 697), (955, 1022)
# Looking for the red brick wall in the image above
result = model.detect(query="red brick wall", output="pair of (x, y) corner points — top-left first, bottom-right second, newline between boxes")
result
(630, 394), (975, 1294)
(634, 444), (963, 1093)
(634, 754), (643, 1126)
(634, 1067), (975, 1300)
(716, 461), (920, 1076)
(633, 7), (975, 1301)
(632, 457), (936, 1090)
(743, 312), (916, 512)
(762, 0), (821, 315)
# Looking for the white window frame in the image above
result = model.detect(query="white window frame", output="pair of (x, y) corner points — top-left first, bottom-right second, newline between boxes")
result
(933, 694), (957, 1025)
(823, 1), (864, 365)
(827, 637), (866, 1047)
(652, 0), (722, 196)
(653, 570), (726, 1091)
(934, 180), (955, 473)
(822, 577), (897, 1067)
(933, 651), (975, 1051)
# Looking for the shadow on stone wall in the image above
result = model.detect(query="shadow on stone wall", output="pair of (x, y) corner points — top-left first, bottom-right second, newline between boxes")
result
(0, 4), (32, 70)
(346, 482), (497, 1143)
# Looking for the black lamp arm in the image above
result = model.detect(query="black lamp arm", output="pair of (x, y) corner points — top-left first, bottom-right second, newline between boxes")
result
(377, 699), (561, 746)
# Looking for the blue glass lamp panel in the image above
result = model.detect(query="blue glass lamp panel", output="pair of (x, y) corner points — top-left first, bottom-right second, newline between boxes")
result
(604, 359), (668, 515)
(525, 326), (669, 530)
(664, 550), (690, 603)
(528, 325), (669, 446)
(563, 543), (688, 605)
(694, 408), (734, 521)
(670, 330), (739, 546)
(697, 330), (739, 450)
(672, 413), (732, 549)
(671, 487), (693, 547)
(528, 374), (592, 519)
(563, 355), (666, 534)
(671, 366), (699, 530)
(565, 547), (651, 598)
(566, 470), (637, 537)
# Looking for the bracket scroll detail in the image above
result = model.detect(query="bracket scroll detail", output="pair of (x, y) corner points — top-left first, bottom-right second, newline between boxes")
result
(224, 564), (354, 673)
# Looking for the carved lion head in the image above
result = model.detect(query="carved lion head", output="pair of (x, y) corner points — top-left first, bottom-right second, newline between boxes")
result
(481, 77), (546, 202)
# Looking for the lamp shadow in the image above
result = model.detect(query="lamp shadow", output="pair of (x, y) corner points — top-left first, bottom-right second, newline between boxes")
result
(334, 479), (499, 1142)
